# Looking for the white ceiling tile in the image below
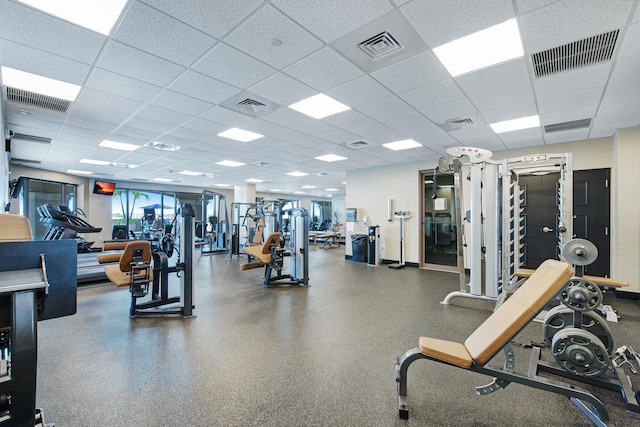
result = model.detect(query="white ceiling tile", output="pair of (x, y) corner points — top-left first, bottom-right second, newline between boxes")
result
(198, 106), (253, 127)
(371, 52), (450, 93)
(449, 125), (504, 146)
(481, 100), (538, 123)
(85, 68), (162, 103)
(193, 43), (276, 89)
(599, 93), (640, 116)
(519, 0), (635, 53)
(610, 55), (640, 84)
(456, 58), (531, 96)
(381, 112), (434, 131)
(0, 39), (91, 85)
(68, 102), (132, 125)
(533, 62), (612, 99)
(224, 5), (323, 69)
(248, 73), (317, 107)
(271, 0), (392, 43)
(544, 128), (590, 144)
(515, 0), (559, 14)
(75, 88), (144, 114)
(618, 22), (640, 59)
(114, 2), (217, 66)
(295, 121), (341, 138)
(467, 86), (536, 115)
(497, 126), (544, 143)
(135, 105), (192, 127)
(0, 0), (106, 64)
(113, 127), (163, 143)
(419, 98), (479, 123)
(98, 41), (186, 86)
(538, 87), (603, 116)
(322, 110), (374, 130)
(260, 108), (316, 129)
(399, 79), (466, 110)
(139, 0), (263, 39)
(241, 119), (289, 136)
(347, 122), (401, 140)
(357, 96), (414, 121)
(540, 104), (600, 126)
(326, 76), (393, 108)
(150, 90), (214, 116)
(63, 117), (118, 134)
(168, 70), (240, 103)
(180, 118), (227, 135)
(602, 79), (640, 104)
(401, 0), (516, 47)
(283, 47), (364, 91)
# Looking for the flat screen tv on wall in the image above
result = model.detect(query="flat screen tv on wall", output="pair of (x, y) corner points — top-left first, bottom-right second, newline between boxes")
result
(93, 179), (116, 196)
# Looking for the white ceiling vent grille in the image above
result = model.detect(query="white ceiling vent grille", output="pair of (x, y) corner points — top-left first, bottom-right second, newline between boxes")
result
(358, 31), (403, 60)
(344, 140), (372, 150)
(237, 98), (268, 113)
(12, 133), (52, 144)
(544, 118), (592, 133)
(6, 87), (71, 112)
(531, 30), (619, 78)
(447, 118), (474, 129)
(10, 157), (41, 165)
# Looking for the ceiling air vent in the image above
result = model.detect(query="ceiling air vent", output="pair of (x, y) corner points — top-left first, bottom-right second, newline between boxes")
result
(254, 161), (270, 167)
(544, 118), (592, 133)
(344, 140), (372, 150)
(448, 118), (474, 129)
(358, 31), (403, 60)
(10, 157), (41, 165)
(531, 30), (619, 78)
(237, 98), (268, 113)
(6, 87), (71, 112)
(11, 133), (52, 144)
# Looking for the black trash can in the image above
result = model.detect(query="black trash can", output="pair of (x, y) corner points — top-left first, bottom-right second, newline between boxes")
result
(351, 234), (367, 262)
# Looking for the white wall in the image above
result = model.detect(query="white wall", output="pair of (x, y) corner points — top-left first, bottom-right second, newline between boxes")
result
(612, 126), (640, 293)
(346, 162), (422, 260)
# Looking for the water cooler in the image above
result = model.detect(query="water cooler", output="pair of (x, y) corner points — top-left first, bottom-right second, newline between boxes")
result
(367, 225), (380, 266)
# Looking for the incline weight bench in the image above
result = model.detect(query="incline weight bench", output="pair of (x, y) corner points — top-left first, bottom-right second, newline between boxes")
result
(394, 260), (628, 425)
(242, 232), (287, 286)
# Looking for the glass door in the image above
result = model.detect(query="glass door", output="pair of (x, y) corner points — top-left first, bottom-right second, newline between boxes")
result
(421, 170), (458, 271)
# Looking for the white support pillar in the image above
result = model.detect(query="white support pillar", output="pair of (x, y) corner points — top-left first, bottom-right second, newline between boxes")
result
(469, 165), (482, 295)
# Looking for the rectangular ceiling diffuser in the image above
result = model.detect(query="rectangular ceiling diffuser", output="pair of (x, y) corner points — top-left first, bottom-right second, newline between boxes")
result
(6, 87), (71, 112)
(544, 118), (592, 133)
(531, 30), (619, 78)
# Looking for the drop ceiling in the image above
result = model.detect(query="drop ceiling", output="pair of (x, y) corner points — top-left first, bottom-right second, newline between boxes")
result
(0, 0), (639, 195)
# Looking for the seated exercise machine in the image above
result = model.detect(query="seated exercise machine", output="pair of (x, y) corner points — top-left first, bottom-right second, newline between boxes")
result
(394, 257), (640, 426)
(37, 204), (102, 253)
(0, 214), (77, 426)
(104, 204), (195, 318)
(241, 208), (309, 287)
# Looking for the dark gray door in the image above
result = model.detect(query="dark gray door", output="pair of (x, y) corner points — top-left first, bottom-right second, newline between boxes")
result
(519, 169), (610, 276)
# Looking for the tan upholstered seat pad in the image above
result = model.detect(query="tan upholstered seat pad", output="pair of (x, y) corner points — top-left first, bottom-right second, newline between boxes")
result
(419, 336), (473, 368)
(97, 252), (122, 264)
(514, 268), (627, 287)
(243, 245), (271, 264)
(0, 214), (33, 241)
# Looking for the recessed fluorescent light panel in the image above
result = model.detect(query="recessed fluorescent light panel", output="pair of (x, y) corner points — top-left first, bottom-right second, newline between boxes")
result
(17, 0), (127, 35)
(294, 191), (306, 194)
(1, 66), (81, 101)
(288, 94), (350, 119)
(490, 115), (540, 133)
(80, 159), (110, 165)
(300, 185), (316, 189)
(99, 140), (139, 151)
(315, 154), (347, 162)
(153, 178), (173, 182)
(214, 183), (232, 187)
(382, 139), (422, 151)
(269, 189), (283, 192)
(67, 169), (92, 175)
(325, 188), (339, 192)
(179, 170), (202, 176)
(433, 18), (523, 76)
(218, 127), (264, 142)
(245, 178), (264, 183)
(286, 171), (309, 177)
(216, 160), (245, 167)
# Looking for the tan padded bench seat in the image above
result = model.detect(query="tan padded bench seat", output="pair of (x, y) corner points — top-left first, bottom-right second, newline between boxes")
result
(97, 251), (123, 264)
(103, 241), (129, 251)
(104, 241), (153, 287)
(242, 232), (281, 265)
(0, 214), (33, 241)
(420, 260), (575, 367)
(514, 268), (628, 287)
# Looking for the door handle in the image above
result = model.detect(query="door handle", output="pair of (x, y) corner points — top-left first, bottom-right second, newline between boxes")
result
(542, 226), (554, 233)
